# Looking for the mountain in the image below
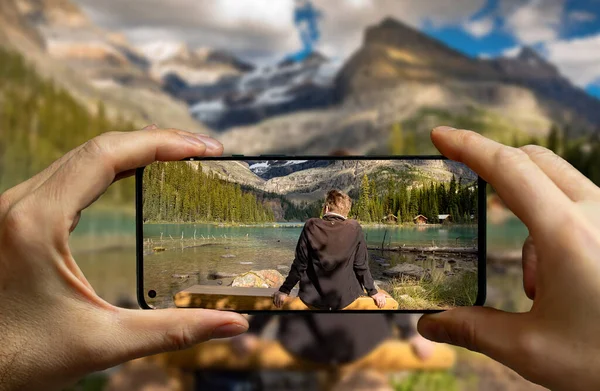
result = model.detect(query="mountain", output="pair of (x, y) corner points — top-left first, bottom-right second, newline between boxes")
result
(190, 159), (475, 206)
(218, 17), (599, 155)
(140, 41), (254, 88)
(1, 0), (208, 133)
(182, 51), (341, 130)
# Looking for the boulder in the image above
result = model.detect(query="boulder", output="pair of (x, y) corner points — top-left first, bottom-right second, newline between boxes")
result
(383, 263), (429, 280)
(232, 270), (286, 288)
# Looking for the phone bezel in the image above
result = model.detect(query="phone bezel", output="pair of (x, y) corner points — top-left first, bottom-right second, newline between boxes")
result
(136, 155), (487, 313)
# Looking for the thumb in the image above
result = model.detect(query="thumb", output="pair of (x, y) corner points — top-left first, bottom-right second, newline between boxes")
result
(418, 307), (525, 364)
(92, 308), (248, 369)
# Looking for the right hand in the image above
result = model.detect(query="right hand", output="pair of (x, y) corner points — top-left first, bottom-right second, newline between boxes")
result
(230, 334), (260, 359)
(370, 291), (387, 309)
(272, 291), (289, 308)
(418, 126), (600, 391)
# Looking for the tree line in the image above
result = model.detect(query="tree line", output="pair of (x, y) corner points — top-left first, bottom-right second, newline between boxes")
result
(352, 173), (477, 224)
(0, 47), (136, 202)
(142, 162), (275, 223)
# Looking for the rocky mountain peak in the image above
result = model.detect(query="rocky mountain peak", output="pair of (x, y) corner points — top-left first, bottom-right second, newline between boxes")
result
(16, 0), (89, 28)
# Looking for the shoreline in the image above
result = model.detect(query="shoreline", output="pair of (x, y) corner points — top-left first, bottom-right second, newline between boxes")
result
(143, 221), (478, 228)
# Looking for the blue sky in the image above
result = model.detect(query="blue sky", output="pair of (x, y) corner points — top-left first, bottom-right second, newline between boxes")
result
(422, 0), (600, 99)
(77, 0), (600, 99)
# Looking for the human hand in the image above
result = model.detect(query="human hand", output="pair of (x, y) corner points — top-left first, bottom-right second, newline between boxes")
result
(408, 334), (436, 361)
(418, 126), (600, 391)
(273, 291), (289, 308)
(0, 127), (249, 391)
(230, 334), (260, 359)
(371, 291), (387, 309)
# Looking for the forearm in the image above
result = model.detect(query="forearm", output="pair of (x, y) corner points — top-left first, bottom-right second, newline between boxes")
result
(279, 265), (301, 294)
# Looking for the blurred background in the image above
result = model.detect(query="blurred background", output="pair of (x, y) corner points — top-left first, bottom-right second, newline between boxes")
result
(1, 0), (599, 389)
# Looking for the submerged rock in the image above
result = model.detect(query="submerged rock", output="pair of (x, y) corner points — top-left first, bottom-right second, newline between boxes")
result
(232, 269), (285, 288)
(208, 271), (238, 280)
(383, 263), (429, 280)
(239, 261), (254, 265)
(221, 254), (236, 258)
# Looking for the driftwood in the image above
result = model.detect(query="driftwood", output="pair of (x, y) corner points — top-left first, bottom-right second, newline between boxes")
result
(368, 246), (477, 254)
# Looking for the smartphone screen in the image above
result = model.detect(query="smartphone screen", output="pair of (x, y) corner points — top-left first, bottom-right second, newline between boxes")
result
(137, 157), (486, 312)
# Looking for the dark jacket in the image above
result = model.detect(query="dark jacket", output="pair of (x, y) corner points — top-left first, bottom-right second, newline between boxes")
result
(248, 314), (418, 365)
(279, 214), (378, 310)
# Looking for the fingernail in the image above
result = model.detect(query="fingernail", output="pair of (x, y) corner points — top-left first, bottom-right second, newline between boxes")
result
(193, 134), (223, 151)
(211, 323), (248, 339)
(143, 124), (159, 130)
(433, 126), (456, 133)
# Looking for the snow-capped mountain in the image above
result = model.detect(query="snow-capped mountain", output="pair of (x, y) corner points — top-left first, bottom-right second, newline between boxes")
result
(181, 52), (343, 131)
(247, 159), (331, 180)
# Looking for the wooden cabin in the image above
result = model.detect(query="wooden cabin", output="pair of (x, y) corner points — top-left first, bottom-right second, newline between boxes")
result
(413, 215), (428, 225)
(381, 214), (398, 224)
(438, 214), (452, 224)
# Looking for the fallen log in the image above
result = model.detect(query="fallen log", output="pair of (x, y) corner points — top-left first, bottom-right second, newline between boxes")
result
(158, 339), (456, 372)
(174, 285), (399, 310)
(368, 246), (477, 254)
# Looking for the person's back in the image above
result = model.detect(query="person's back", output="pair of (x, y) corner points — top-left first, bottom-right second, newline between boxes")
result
(279, 215), (377, 309)
(275, 189), (385, 309)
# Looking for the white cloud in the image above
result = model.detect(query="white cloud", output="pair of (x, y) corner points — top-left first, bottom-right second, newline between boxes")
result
(463, 17), (495, 38)
(73, 0), (486, 62)
(543, 33), (600, 87)
(503, 0), (564, 44)
(568, 10), (596, 23)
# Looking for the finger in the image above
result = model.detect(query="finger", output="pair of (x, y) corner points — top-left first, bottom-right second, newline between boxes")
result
(4, 125), (157, 205)
(36, 129), (224, 222)
(520, 145), (600, 202)
(96, 308), (248, 369)
(522, 236), (537, 300)
(431, 127), (573, 233)
(418, 307), (526, 368)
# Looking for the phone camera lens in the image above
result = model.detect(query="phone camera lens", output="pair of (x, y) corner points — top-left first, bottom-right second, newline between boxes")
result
(148, 290), (157, 298)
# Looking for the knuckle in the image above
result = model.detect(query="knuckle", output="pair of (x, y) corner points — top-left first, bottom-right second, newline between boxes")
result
(457, 129), (481, 147)
(456, 319), (479, 353)
(0, 191), (12, 216)
(164, 325), (196, 351)
(82, 135), (110, 159)
(519, 144), (553, 157)
(1, 201), (33, 244)
(493, 145), (529, 166)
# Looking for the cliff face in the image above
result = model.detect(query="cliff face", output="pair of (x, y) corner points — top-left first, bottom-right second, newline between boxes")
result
(0, 0), (209, 133)
(333, 18), (600, 135)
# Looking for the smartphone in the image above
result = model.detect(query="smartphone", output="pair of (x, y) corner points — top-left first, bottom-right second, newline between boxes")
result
(136, 156), (486, 313)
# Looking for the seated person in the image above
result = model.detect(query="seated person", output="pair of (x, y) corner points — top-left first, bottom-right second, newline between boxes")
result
(273, 189), (386, 310)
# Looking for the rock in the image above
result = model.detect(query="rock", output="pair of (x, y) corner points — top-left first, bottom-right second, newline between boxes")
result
(232, 269), (286, 288)
(372, 256), (387, 263)
(447, 259), (457, 264)
(380, 263), (390, 267)
(444, 270), (455, 276)
(217, 280), (223, 285)
(221, 254), (236, 258)
(239, 261), (253, 265)
(277, 265), (290, 271)
(383, 263), (429, 280)
(208, 271), (238, 280)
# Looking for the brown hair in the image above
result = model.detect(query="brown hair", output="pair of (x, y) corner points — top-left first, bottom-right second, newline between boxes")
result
(325, 189), (352, 217)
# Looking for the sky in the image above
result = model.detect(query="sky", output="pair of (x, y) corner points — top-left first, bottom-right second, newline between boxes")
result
(73, 0), (600, 99)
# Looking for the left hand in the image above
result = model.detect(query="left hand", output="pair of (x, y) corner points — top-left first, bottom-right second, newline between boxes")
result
(0, 127), (249, 391)
(371, 291), (387, 308)
(273, 291), (289, 308)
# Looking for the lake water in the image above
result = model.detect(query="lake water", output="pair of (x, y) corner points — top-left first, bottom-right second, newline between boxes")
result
(72, 210), (531, 311)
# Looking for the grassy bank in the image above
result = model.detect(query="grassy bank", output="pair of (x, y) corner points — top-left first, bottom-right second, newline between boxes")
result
(390, 271), (478, 309)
